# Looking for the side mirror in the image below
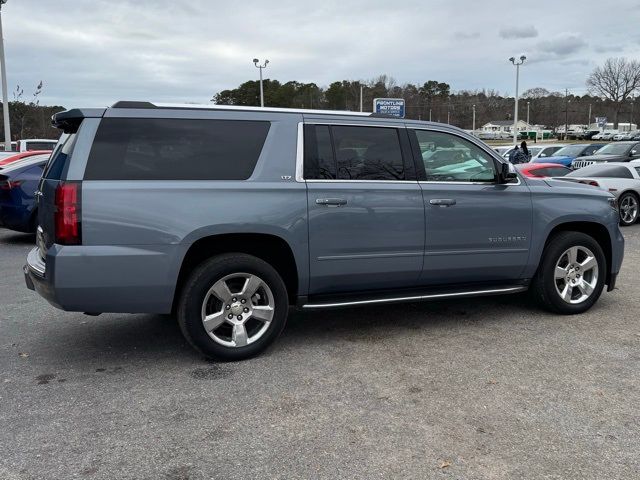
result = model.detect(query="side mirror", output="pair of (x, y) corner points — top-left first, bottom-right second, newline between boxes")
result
(500, 162), (518, 183)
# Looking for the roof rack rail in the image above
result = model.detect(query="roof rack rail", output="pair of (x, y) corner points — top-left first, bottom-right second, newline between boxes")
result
(112, 101), (156, 109)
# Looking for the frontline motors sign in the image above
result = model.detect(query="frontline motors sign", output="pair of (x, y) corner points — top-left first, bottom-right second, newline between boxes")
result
(373, 98), (405, 118)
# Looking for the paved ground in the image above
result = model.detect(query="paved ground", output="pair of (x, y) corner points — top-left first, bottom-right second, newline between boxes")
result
(0, 227), (639, 480)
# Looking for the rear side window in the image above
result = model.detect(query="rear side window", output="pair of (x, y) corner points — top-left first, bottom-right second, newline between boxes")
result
(25, 141), (56, 151)
(537, 167), (570, 177)
(303, 124), (405, 180)
(569, 165), (633, 178)
(85, 118), (270, 180)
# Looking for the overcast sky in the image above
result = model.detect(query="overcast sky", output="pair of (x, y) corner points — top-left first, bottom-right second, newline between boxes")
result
(5, 0), (640, 108)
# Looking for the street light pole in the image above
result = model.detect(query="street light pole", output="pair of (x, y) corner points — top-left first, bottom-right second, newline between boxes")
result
(0, 0), (10, 151)
(472, 104), (476, 133)
(509, 55), (526, 145)
(252, 58), (269, 108)
(588, 103), (592, 129)
(359, 84), (363, 112)
(526, 101), (530, 126)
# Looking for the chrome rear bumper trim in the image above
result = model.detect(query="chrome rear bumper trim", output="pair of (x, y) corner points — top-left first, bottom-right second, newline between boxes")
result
(26, 247), (46, 277)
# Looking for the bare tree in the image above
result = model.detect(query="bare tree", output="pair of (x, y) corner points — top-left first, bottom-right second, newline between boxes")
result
(586, 57), (640, 128)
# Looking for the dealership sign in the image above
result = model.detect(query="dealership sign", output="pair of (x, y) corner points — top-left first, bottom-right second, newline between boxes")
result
(373, 98), (405, 118)
(596, 116), (607, 128)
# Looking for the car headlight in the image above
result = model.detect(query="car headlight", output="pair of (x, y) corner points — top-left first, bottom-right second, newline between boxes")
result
(608, 197), (618, 211)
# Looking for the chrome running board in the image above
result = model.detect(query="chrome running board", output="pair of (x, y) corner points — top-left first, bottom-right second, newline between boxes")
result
(301, 286), (527, 309)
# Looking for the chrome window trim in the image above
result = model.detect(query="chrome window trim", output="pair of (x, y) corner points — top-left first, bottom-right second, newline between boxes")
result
(295, 122), (304, 182)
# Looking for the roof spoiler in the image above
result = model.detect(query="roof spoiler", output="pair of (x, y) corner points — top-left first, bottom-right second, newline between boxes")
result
(51, 108), (106, 133)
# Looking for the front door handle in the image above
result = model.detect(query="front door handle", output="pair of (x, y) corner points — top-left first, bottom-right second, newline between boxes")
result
(429, 198), (456, 207)
(316, 198), (347, 207)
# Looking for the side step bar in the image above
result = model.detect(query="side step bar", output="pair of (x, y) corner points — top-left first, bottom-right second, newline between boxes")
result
(301, 285), (528, 309)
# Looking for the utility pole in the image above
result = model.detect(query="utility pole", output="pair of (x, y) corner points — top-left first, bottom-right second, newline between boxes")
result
(509, 55), (526, 145)
(252, 58), (269, 107)
(429, 108), (432, 122)
(564, 88), (569, 140)
(472, 104), (476, 133)
(0, 0), (10, 151)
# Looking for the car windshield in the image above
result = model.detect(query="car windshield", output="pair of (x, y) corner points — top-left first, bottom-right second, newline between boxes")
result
(553, 145), (586, 157)
(595, 143), (634, 155)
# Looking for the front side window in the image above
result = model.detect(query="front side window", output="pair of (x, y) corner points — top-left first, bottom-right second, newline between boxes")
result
(412, 130), (496, 182)
(303, 125), (405, 181)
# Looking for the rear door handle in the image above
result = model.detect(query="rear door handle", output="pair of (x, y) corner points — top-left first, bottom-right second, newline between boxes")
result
(316, 198), (347, 207)
(429, 198), (456, 207)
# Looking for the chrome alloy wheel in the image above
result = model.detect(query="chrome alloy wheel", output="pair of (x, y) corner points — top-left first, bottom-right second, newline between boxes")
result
(201, 273), (275, 347)
(620, 194), (638, 224)
(554, 246), (599, 304)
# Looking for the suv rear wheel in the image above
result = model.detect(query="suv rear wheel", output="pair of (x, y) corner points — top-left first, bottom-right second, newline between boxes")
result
(177, 253), (289, 361)
(532, 231), (606, 314)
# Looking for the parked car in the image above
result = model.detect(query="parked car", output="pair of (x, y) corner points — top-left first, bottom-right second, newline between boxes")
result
(23, 101), (624, 360)
(535, 143), (605, 167)
(531, 144), (566, 161)
(618, 130), (640, 141)
(580, 130), (601, 140)
(593, 132), (616, 141)
(612, 132), (628, 141)
(15, 139), (57, 152)
(0, 154), (49, 233)
(571, 141), (640, 169)
(515, 163), (571, 178)
(0, 150), (52, 167)
(494, 146), (512, 157)
(560, 163), (640, 226)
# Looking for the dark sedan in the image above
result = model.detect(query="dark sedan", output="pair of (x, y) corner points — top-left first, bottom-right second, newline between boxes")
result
(572, 141), (640, 169)
(0, 154), (48, 233)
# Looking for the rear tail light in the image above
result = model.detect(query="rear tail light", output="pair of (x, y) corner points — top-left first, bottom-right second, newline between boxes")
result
(54, 182), (81, 245)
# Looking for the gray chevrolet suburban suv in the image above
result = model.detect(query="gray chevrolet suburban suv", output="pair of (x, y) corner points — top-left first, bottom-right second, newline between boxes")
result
(25, 101), (625, 360)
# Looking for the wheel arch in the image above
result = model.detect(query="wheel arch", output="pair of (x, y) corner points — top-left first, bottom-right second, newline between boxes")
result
(540, 221), (612, 286)
(172, 233), (300, 313)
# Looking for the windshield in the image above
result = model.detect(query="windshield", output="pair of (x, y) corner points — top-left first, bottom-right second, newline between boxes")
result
(553, 145), (586, 157)
(595, 143), (634, 155)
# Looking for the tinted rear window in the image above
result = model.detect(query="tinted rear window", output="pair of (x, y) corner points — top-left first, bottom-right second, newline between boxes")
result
(85, 118), (270, 180)
(569, 165), (633, 179)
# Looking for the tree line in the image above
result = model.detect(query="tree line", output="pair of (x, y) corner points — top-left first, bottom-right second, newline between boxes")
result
(0, 82), (64, 140)
(214, 58), (640, 130)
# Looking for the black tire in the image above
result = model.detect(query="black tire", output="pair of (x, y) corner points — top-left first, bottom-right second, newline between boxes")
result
(531, 231), (606, 314)
(618, 192), (639, 226)
(177, 253), (289, 361)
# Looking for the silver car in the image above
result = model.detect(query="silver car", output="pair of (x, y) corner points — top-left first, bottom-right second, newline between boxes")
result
(561, 162), (640, 226)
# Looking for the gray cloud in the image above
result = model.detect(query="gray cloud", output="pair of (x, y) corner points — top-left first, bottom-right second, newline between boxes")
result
(499, 25), (538, 39)
(1, 0), (639, 106)
(537, 34), (588, 56)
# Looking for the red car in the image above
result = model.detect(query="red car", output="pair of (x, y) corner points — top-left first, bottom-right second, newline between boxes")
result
(0, 150), (52, 167)
(515, 162), (571, 178)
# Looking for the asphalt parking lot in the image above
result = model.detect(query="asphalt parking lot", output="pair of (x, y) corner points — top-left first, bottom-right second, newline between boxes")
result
(1, 228), (639, 480)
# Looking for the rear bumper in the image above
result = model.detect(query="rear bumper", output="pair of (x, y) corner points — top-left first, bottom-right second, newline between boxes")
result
(24, 244), (178, 313)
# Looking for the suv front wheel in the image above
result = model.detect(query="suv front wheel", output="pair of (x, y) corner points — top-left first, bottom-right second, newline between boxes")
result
(532, 232), (606, 314)
(178, 253), (289, 361)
